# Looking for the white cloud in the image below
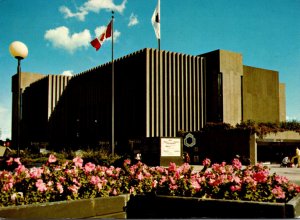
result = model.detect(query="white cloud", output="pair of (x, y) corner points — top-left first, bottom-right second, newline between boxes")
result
(94, 26), (107, 37)
(0, 106), (11, 140)
(128, 13), (139, 27)
(286, 115), (300, 122)
(60, 0), (127, 21)
(59, 6), (88, 21)
(94, 27), (121, 43)
(112, 30), (121, 42)
(61, 70), (73, 76)
(44, 26), (92, 53)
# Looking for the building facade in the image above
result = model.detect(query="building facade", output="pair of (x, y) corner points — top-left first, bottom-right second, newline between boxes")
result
(11, 48), (286, 152)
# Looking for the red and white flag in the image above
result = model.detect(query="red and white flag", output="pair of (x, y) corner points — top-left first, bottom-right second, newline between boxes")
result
(90, 20), (112, 51)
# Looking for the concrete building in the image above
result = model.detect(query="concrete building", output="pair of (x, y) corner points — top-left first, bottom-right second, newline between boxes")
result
(11, 72), (45, 148)
(11, 48), (286, 154)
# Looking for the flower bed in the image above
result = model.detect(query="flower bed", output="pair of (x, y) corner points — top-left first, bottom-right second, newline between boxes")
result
(0, 155), (299, 218)
(126, 194), (300, 218)
(0, 194), (130, 218)
(123, 158), (300, 204)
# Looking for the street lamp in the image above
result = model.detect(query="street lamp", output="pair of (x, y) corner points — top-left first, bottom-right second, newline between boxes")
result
(9, 41), (28, 156)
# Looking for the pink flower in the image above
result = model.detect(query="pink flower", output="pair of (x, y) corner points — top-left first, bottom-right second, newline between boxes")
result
(152, 180), (158, 188)
(232, 175), (241, 184)
(47, 181), (54, 188)
(253, 170), (269, 183)
(169, 184), (178, 190)
(15, 165), (27, 174)
(191, 179), (201, 191)
(144, 171), (152, 178)
(243, 169), (253, 176)
(180, 163), (191, 174)
(208, 178), (216, 186)
(48, 154), (57, 163)
(168, 162), (177, 172)
(36, 179), (47, 192)
(6, 157), (14, 166)
(212, 163), (226, 174)
(124, 159), (131, 165)
(137, 172), (144, 180)
(111, 188), (118, 195)
(72, 178), (80, 186)
(14, 158), (22, 165)
(106, 169), (113, 176)
(73, 156), (83, 168)
(29, 167), (43, 179)
(169, 176), (176, 185)
(129, 186), (135, 194)
(3, 182), (13, 191)
(272, 186), (285, 199)
(159, 175), (167, 185)
(202, 158), (211, 167)
(274, 175), (289, 185)
(96, 183), (103, 191)
(68, 185), (79, 195)
(84, 162), (96, 173)
(230, 185), (241, 192)
(59, 176), (66, 183)
(155, 166), (166, 174)
(90, 176), (100, 185)
(56, 182), (64, 194)
(232, 158), (242, 170)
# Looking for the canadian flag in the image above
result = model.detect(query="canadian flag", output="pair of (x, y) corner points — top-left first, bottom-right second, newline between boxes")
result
(90, 20), (112, 51)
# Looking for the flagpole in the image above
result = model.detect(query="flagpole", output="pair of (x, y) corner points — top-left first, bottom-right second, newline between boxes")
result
(158, 39), (160, 51)
(111, 11), (115, 157)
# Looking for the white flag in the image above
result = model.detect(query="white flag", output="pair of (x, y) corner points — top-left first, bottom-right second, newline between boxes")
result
(151, 0), (160, 39)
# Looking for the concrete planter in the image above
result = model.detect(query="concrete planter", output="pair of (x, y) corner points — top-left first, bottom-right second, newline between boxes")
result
(0, 194), (130, 219)
(126, 194), (300, 218)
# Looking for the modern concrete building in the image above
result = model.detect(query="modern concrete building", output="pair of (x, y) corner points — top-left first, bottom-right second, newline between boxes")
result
(11, 48), (287, 154)
(11, 72), (45, 148)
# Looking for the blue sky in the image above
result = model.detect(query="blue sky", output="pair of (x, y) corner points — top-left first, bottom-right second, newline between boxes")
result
(0, 0), (299, 140)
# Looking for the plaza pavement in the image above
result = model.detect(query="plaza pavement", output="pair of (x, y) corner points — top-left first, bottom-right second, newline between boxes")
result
(192, 164), (300, 185)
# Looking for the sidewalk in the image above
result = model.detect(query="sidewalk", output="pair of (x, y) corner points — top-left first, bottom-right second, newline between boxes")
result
(267, 164), (300, 185)
(192, 164), (300, 185)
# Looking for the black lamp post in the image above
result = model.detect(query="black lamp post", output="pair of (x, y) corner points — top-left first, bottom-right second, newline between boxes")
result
(9, 41), (28, 156)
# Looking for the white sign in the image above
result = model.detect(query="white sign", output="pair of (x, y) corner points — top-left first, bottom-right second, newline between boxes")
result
(160, 138), (182, 157)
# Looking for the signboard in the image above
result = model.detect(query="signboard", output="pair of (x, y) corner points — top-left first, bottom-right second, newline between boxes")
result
(0, 146), (6, 157)
(160, 138), (182, 157)
(184, 133), (196, 148)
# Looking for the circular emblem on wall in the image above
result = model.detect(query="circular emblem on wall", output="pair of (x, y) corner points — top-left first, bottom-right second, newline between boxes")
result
(184, 133), (196, 148)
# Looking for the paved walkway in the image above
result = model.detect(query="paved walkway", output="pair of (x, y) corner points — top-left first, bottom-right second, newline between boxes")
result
(267, 164), (300, 185)
(192, 164), (300, 185)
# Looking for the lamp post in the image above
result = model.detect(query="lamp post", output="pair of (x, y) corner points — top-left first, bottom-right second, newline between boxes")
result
(9, 41), (28, 156)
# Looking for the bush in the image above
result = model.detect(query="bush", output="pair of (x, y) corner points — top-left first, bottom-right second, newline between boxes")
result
(0, 155), (299, 207)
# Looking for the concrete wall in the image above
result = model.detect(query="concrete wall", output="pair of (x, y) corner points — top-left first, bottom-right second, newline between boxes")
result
(146, 49), (205, 138)
(48, 48), (206, 150)
(21, 75), (71, 146)
(198, 50), (221, 123)
(11, 72), (45, 148)
(279, 83), (286, 122)
(181, 129), (252, 165)
(219, 50), (243, 125)
(243, 66), (280, 123)
(12, 48), (287, 153)
(200, 50), (243, 126)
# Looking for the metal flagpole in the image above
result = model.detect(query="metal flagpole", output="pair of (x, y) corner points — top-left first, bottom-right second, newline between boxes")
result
(158, 0), (161, 51)
(158, 39), (160, 51)
(111, 11), (115, 156)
